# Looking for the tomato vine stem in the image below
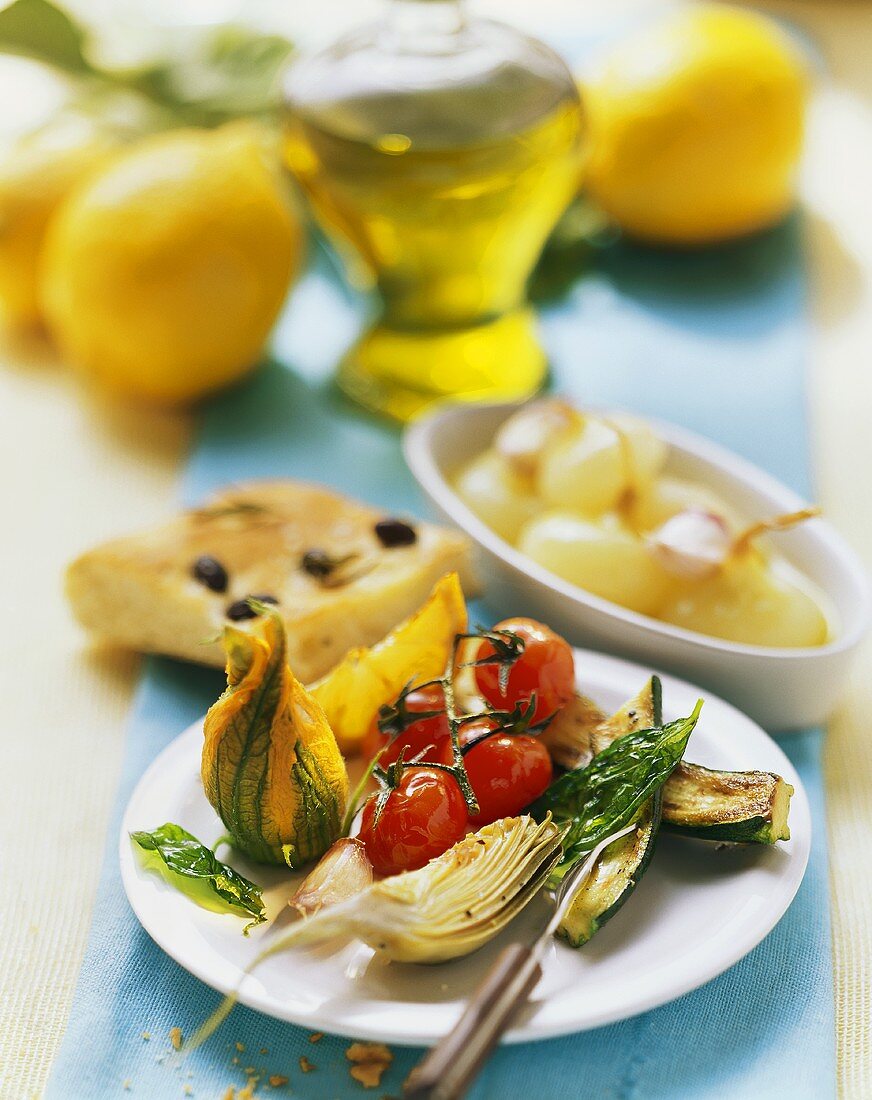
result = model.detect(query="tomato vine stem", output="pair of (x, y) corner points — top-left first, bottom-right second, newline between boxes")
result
(342, 626), (540, 829)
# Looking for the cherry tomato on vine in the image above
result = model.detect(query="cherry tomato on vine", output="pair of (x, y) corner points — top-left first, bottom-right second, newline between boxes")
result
(473, 617), (575, 724)
(358, 768), (468, 876)
(360, 683), (450, 765)
(442, 718), (553, 826)
(437, 716), (499, 766)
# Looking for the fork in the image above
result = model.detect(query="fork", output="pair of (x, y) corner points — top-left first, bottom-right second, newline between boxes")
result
(403, 821), (637, 1100)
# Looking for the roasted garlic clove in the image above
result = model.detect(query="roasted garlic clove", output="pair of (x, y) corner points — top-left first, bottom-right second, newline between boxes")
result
(289, 837), (373, 917)
(647, 509), (732, 579)
(493, 398), (582, 478)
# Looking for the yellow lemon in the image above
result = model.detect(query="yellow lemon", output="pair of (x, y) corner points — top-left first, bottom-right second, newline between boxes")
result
(582, 4), (808, 245)
(0, 115), (119, 327)
(42, 122), (303, 405)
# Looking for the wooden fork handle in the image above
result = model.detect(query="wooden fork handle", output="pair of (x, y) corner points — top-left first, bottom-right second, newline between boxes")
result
(403, 942), (541, 1100)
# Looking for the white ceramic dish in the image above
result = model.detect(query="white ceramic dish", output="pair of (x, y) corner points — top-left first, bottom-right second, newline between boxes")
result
(404, 401), (869, 731)
(120, 650), (809, 1046)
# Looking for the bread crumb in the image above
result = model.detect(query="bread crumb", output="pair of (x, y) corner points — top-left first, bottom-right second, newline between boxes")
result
(141, 1031), (151, 1041)
(268, 1076), (288, 1088)
(222, 1089), (235, 1100)
(236, 1042), (246, 1052)
(346, 1042), (393, 1090)
(299, 1056), (315, 1073)
(122, 1081), (132, 1091)
(349, 1064), (387, 1089)
(238, 1082), (256, 1100)
(259, 1048), (269, 1056)
(346, 1042), (392, 1062)
(308, 1032), (324, 1044)
(183, 1087), (193, 1097)
(169, 1027), (183, 1051)
(231, 1057), (239, 1066)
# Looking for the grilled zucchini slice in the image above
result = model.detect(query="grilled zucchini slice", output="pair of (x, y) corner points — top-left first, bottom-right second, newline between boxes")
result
(662, 763), (792, 843)
(557, 681), (661, 947)
(558, 794), (661, 946)
(572, 677), (792, 845)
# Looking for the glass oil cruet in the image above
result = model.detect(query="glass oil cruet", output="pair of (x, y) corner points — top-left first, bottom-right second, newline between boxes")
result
(282, 0), (584, 421)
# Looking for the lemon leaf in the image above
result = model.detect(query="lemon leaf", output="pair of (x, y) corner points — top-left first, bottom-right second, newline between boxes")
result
(124, 25), (295, 126)
(0, 2), (294, 126)
(0, 0), (93, 74)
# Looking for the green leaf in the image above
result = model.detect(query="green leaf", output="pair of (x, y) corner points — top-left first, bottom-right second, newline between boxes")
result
(0, 2), (294, 126)
(120, 24), (295, 126)
(536, 700), (703, 877)
(131, 823), (266, 932)
(0, 0), (93, 74)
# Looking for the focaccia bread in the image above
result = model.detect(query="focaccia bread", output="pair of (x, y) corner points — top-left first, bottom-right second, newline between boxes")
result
(66, 480), (477, 682)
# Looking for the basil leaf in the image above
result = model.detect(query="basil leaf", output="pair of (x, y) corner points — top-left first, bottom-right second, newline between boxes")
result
(536, 700), (703, 877)
(131, 823), (266, 932)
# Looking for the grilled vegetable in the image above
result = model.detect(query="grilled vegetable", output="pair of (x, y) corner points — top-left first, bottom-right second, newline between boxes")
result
(311, 572), (467, 754)
(202, 604), (348, 866)
(537, 692), (701, 877)
(554, 680), (794, 845)
(472, 617), (575, 726)
(457, 722), (553, 827)
(558, 798), (660, 946)
(538, 691), (607, 771)
(590, 676), (661, 749)
(357, 765), (469, 876)
(589, 679), (793, 845)
(661, 763), (792, 843)
(258, 815), (563, 964)
(549, 680), (666, 946)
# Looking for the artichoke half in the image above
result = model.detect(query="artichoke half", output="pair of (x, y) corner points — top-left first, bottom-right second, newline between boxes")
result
(262, 815), (563, 964)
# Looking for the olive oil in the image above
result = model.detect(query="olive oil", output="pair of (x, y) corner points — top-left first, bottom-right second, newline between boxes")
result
(282, 2), (583, 420)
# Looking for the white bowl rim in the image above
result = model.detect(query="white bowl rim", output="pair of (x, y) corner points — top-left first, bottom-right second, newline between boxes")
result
(404, 399), (871, 663)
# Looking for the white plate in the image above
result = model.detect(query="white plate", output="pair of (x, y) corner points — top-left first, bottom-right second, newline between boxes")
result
(404, 401), (870, 730)
(120, 650), (810, 1046)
